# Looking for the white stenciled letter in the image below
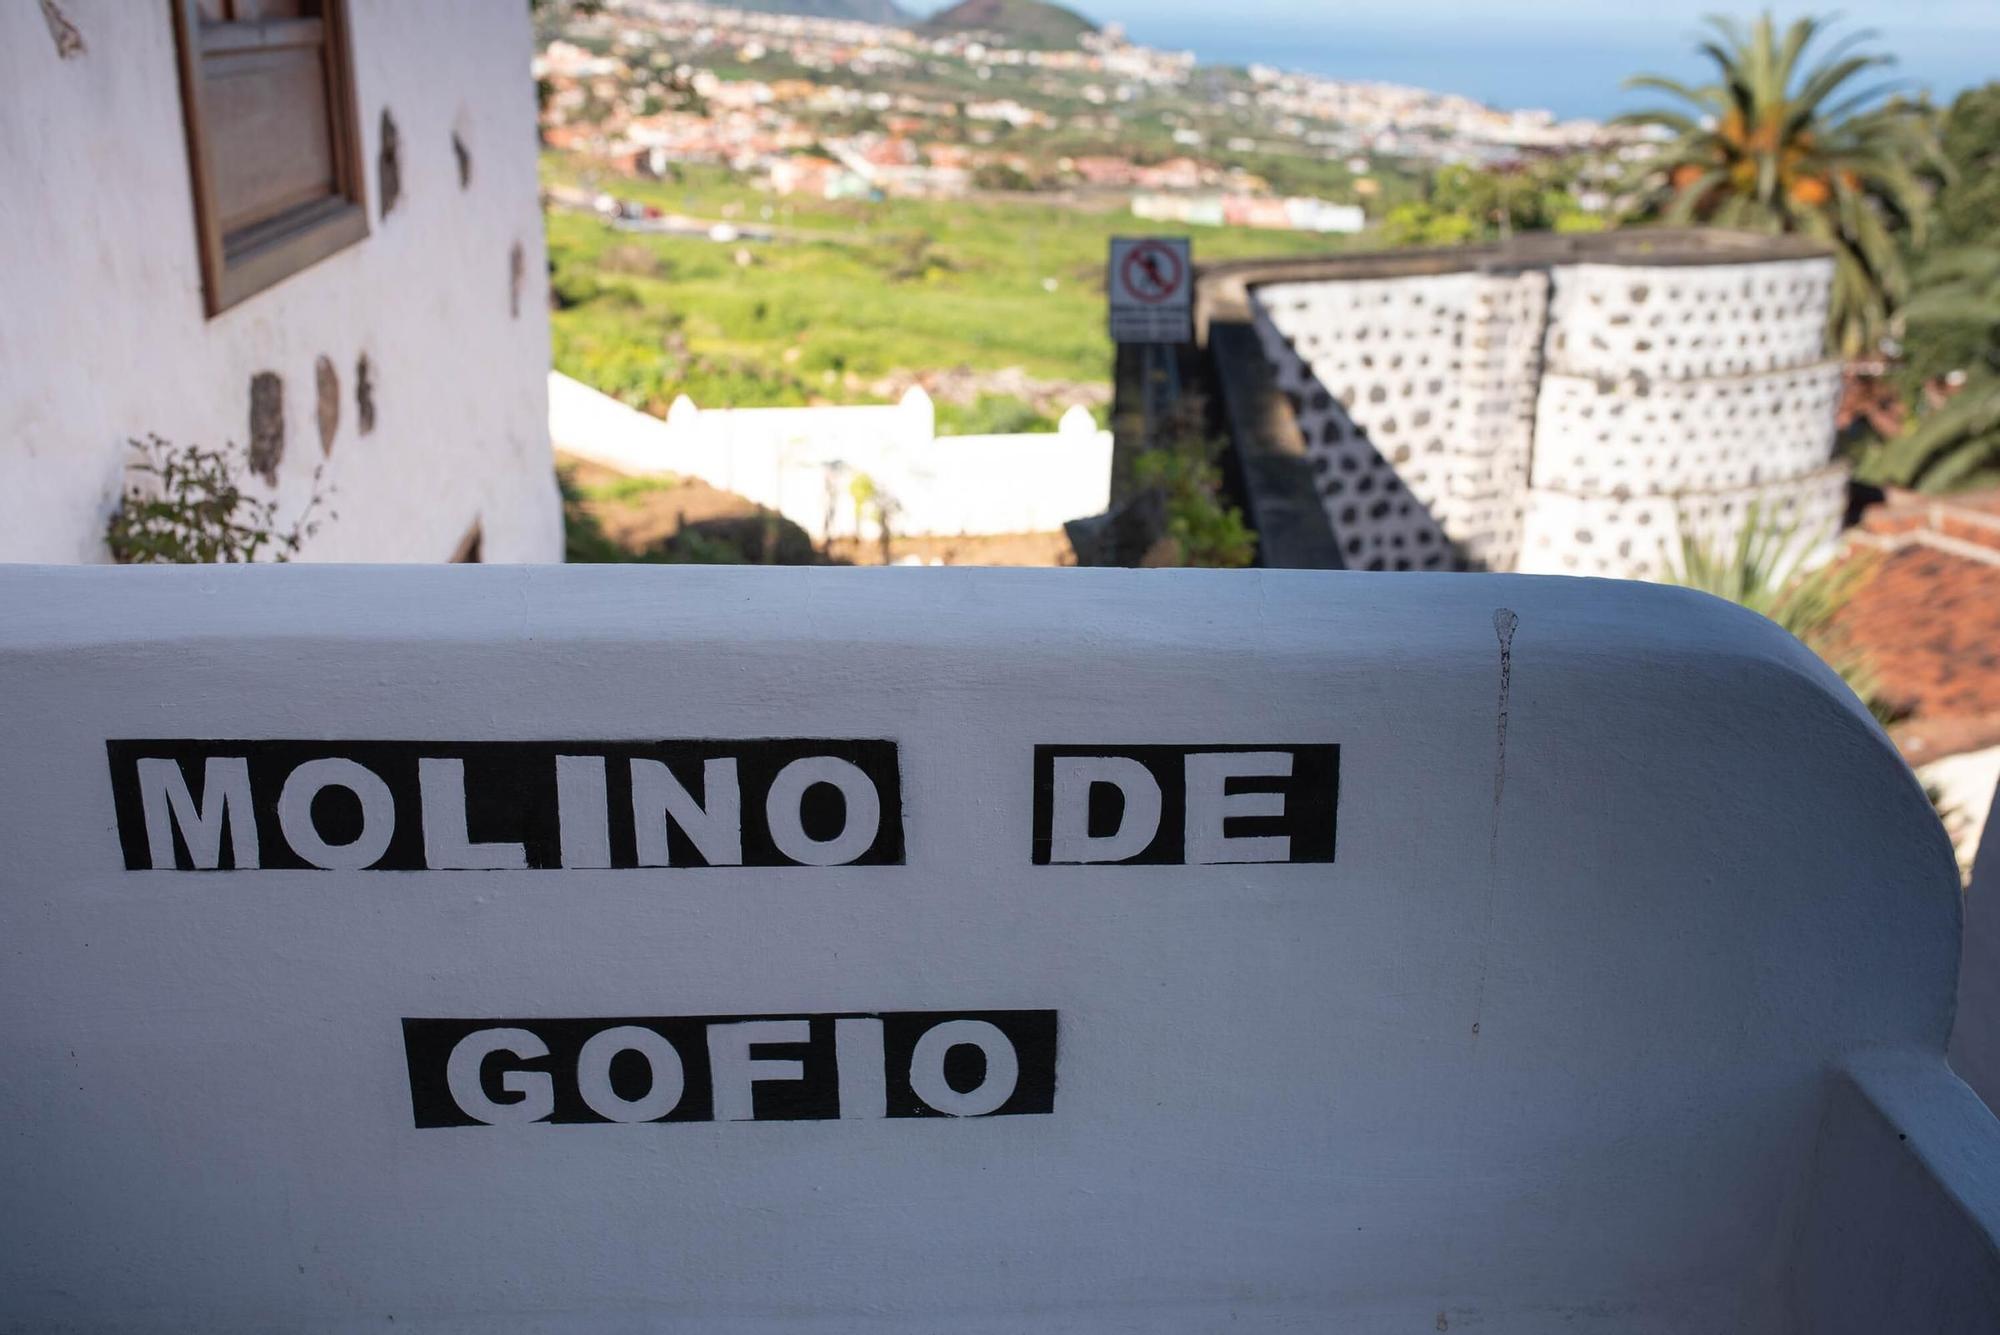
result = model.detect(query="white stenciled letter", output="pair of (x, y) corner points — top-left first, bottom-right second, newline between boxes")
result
(576, 1026), (685, 1123)
(1048, 756), (1161, 863)
(446, 1028), (554, 1124)
(555, 754), (612, 868)
(765, 757), (880, 866)
(136, 756), (258, 869)
(631, 758), (742, 867)
(420, 758), (527, 870)
(835, 1017), (887, 1119)
(1184, 750), (1292, 864)
(706, 1018), (809, 1121)
(276, 757), (395, 869)
(909, 1019), (1019, 1117)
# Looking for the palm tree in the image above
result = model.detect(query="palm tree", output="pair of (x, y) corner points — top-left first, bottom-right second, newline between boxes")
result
(1866, 246), (2000, 491)
(1618, 13), (1940, 357)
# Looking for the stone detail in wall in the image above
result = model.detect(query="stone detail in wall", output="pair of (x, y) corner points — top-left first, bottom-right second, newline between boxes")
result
(1249, 314), (1459, 572)
(1543, 260), (1832, 382)
(355, 353), (376, 435)
(1531, 362), (1842, 496)
(248, 372), (284, 485)
(378, 110), (401, 218)
(453, 131), (472, 190)
(315, 356), (340, 457)
(1517, 466), (1849, 580)
(1252, 270), (1548, 570)
(510, 241), (525, 319)
(39, 0), (82, 58)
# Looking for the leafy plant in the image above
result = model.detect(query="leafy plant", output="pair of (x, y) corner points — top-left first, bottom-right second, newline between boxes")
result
(104, 435), (329, 564)
(1617, 12), (1942, 357)
(1662, 504), (1884, 717)
(1131, 442), (1256, 569)
(1866, 246), (2000, 491)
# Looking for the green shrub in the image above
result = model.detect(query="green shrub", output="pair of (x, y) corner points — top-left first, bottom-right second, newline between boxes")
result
(104, 435), (329, 564)
(1132, 444), (1256, 569)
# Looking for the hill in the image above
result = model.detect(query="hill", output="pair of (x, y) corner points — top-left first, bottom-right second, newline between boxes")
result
(717, 0), (914, 23)
(920, 0), (1098, 49)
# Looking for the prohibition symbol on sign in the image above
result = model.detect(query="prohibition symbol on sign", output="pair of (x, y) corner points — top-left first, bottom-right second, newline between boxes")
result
(1119, 240), (1184, 304)
(1107, 236), (1192, 344)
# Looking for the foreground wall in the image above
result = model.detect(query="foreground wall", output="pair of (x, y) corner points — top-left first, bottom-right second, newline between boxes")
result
(0, 1), (562, 563)
(2, 565), (1986, 1332)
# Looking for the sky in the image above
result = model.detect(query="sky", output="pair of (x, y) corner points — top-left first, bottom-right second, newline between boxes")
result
(918, 2), (2000, 120)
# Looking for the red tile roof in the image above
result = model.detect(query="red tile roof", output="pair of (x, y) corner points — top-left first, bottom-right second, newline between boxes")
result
(1830, 489), (2000, 763)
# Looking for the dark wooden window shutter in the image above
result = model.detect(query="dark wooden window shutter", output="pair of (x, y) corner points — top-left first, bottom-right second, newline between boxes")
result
(172, 0), (369, 316)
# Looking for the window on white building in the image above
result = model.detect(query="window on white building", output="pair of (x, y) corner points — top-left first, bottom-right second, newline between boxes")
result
(170, 0), (368, 316)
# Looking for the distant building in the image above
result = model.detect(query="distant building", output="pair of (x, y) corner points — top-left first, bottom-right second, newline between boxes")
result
(1133, 193), (1361, 234)
(2, 0), (562, 563)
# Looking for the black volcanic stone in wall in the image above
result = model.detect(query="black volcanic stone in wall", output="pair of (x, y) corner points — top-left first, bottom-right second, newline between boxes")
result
(248, 371), (283, 485)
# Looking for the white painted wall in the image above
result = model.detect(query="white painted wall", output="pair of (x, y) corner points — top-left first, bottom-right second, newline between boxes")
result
(2, 565), (1993, 1331)
(0, 1), (563, 564)
(549, 371), (1113, 540)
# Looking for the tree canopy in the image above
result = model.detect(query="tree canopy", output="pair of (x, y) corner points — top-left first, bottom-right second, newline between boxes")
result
(1618, 12), (1941, 357)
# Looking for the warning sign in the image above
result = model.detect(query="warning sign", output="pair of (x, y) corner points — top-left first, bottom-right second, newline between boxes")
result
(1108, 236), (1192, 343)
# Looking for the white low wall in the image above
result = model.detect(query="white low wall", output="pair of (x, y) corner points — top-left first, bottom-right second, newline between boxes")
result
(2, 565), (1994, 1332)
(549, 372), (1113, 540)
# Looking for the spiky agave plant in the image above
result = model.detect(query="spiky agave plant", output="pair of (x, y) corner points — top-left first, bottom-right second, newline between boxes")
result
(1663, 503), (1884, 718)
(1618, 12), (1942, 357)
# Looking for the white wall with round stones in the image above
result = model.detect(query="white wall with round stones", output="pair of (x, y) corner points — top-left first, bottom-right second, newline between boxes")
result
(1249, 270), (1545, 572)
(1244, 248), (1844, 579)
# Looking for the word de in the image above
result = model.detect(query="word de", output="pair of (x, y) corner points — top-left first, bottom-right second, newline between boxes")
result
(1031, 744), (1338, 865)
(107, 739), (904, 871)
(402, 1010), (1058, 1126)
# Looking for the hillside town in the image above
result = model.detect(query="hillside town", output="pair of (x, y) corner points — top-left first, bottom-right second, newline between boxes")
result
(535, 0), (1649, 224)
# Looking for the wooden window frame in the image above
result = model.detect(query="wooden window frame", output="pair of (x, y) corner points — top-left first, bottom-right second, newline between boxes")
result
(170, 0), (370, 317)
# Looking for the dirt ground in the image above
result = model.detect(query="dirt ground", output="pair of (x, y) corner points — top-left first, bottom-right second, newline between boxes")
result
(558, 453), (1074, 567)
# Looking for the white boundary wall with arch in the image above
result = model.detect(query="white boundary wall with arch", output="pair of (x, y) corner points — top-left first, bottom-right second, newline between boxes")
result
(549, 371), (1113, 540)
(2, 564), (1997, 1331)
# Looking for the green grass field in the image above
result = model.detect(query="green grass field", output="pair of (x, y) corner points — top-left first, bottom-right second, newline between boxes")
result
(543, 158), (1357, 420)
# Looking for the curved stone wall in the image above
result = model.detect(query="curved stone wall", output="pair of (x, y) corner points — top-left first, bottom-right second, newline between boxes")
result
(1247, 247), (1844, 579)
(1542, 259), (1833, 382)
(1251, 269), (1544, 570)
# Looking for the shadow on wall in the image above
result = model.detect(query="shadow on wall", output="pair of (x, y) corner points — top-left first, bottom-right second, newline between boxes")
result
(1250, 322), (1463, 572)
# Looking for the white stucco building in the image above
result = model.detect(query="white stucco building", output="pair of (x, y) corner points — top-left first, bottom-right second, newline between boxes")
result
(1, 0), (562, 564)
